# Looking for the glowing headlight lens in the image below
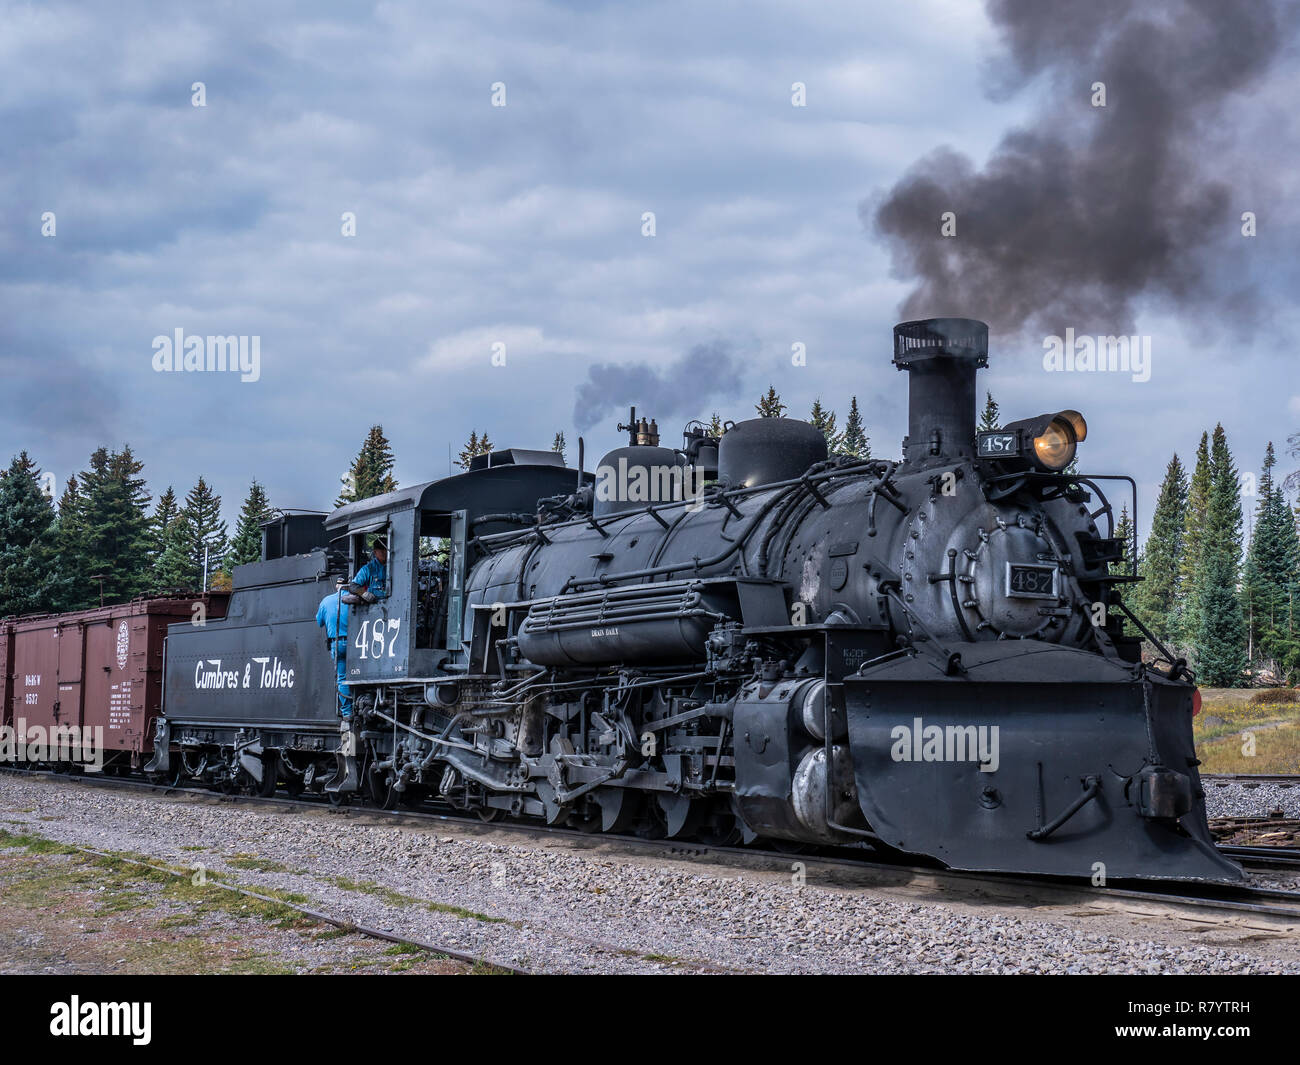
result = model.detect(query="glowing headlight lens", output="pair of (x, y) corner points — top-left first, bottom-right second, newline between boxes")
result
(1032, 419), (1076, 469)
(1057, 409), (1088, 443)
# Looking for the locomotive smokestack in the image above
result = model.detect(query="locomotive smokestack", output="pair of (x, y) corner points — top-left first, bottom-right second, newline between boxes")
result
(892, 318), (988, 466)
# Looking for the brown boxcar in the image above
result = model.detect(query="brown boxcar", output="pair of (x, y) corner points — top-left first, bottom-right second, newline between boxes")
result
(0, 618), (13, 730)
(5, 596), (228, 770)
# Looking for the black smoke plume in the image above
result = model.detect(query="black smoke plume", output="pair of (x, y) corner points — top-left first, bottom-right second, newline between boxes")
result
(573, 339), (744, 431)
(868, 0), (1292, 339)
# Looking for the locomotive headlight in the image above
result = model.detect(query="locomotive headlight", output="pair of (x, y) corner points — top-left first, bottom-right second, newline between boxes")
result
(978, 409), (1084, 472)
(1057, 409), (1087, 443)
(1031, 417), (1076, 470)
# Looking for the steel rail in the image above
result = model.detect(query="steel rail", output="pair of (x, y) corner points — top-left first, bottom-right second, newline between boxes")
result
(9, 766), (1300, 933)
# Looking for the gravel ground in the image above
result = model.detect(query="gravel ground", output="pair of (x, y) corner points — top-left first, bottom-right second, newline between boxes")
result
(4, 774), (1300, 974)
(1203, 779), (1300, 819)
(0, 846), (469, 975)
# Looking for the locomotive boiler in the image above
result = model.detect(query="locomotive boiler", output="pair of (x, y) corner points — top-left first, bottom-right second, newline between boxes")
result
(141, 317), (1238, 883)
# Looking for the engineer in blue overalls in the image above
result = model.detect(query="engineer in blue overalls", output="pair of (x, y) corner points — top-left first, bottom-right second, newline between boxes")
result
(316, 578), (351, 718)
(346, 536), (389, 603)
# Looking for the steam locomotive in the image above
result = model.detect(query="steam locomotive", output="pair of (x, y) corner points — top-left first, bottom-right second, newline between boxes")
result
(4, 318), (1241, 883)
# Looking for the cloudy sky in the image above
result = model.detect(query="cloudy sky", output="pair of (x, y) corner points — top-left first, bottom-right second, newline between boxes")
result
(3, 0), (1298, 542)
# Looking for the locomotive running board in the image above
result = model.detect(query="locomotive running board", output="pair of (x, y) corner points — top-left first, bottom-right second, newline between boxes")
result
(842, 642), (1244, 883)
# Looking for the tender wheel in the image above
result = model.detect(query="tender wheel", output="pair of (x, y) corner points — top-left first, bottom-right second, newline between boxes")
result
(568, 801), (602, 833)
(258, 753), (279, 798)
(698, 811), (744, 847)
(399, 785), (426, 810)
(635, 800), (668, 840)
(367, 766), (400, 810)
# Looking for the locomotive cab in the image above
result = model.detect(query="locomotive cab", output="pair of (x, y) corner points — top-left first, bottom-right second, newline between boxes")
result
(323, 451), (593, 692)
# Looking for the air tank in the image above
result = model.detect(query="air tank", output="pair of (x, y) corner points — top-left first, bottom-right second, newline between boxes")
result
(717, 418), (828, 488)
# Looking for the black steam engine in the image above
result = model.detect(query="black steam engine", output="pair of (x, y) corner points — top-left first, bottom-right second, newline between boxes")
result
(148, 318), (1241, 883)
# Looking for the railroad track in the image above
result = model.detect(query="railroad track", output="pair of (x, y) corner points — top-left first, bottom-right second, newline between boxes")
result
(71, 845), (532, 975)
(1210, 817), (1300, 848)
(8, 766), (1300, 942)
(1200, 773), (1300, 848)
(1218, 844), (1300, 871)
(0, 768), (532, 974)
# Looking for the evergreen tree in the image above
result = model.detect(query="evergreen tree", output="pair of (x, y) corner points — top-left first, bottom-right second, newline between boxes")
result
(551, 432), (567, 463)
(0, 453), (60, 617)
(755, 386), (786, 418)
(457, 431), (493, 470)
(1177, 431), (1212, 644)
(178, 477), (228, 589)
(1193, 425), (1247, 686)
(1110, 505), (1135, 579)
(153, 511), (199, 594)
(51, 475), (91, 610)
(1242, 443), (1300, 677)
(808, 398), (842, 453)
(1130, 454), (1188, 647)
(838, 397), (870, 459)
(225, 481), (272, 571)
(337, 426), (399, 505)
(74, 446), (152, 606)
(149, 487), (180, 561)
(977, 392), (1001, 432)
(458, 431), (480, 470)
(707, 413), (725, 438)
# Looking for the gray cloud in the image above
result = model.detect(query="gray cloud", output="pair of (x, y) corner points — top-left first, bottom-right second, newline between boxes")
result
(0, 1), (1295, 539)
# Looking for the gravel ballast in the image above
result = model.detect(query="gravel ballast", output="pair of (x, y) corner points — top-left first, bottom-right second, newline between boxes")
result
(3, 773), (1300, 975)
(1203, 779), (1300, 819)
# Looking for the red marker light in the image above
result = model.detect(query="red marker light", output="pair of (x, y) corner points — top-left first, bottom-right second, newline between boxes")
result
(1192, 688), (1202, 716)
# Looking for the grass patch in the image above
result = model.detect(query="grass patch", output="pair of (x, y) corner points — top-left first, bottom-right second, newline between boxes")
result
(0, 828), (80, 855)
(428, 901), (513, 925)
(1194, 690), (1300, 774)
(0, 830), (480, 974)
(0, 833), (314, 934)
(226, 855), (293, 874)
(326, 875), (513, 925)
(326, 875), (421, 908)
(1196, 724), (1300, 775)
(1249, 688), (1300, 706)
